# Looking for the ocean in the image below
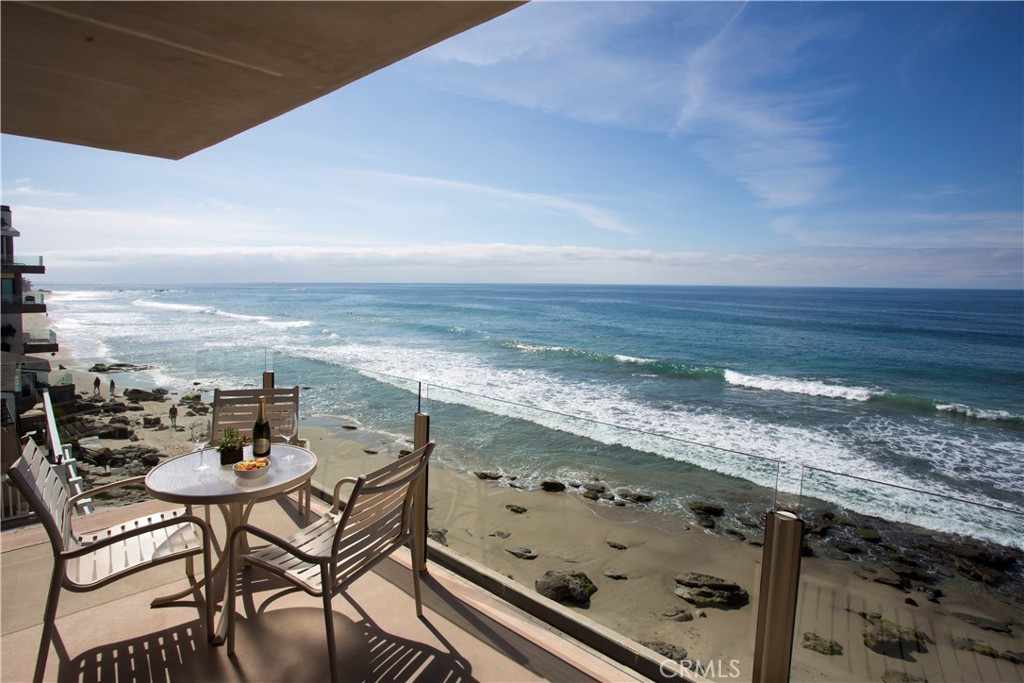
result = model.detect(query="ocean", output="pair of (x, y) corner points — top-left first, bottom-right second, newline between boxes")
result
(45, 284), (1024, 548)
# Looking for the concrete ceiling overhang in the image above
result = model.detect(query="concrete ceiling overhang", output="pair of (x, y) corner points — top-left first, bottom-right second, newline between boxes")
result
(1, 1), (524, 160)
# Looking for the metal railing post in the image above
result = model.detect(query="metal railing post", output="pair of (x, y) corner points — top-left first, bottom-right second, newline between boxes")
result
(413, 408), (430, 572)
(752, 510), (804, 683)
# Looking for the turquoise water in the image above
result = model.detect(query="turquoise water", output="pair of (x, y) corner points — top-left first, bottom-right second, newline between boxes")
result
(46, 284), (1023, 546)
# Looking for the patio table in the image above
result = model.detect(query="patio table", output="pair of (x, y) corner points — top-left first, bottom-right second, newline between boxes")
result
(144, 444), (317, 643)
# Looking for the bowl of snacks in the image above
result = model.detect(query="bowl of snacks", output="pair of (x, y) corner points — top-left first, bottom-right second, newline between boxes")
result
(233, 457), (270, 479)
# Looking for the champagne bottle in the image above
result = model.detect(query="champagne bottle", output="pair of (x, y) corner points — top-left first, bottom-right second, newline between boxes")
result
(252, 396), (272, 458)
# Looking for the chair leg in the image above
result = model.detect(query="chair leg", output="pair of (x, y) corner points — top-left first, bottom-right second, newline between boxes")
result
(34, 561), (64, 683)
(185, 505), (196, 579)
(202, 531), (215, 644)
(225, 537), (240, 654)
(411, 532), (424, 617)
(322, 571), (338, 683)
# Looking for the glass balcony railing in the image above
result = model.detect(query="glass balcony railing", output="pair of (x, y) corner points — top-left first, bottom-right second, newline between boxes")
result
(418, 381), (781, 679)
(23, 329), (57, 344)
(75, 354), (1019, 683)
(793, 467), (1024, 683)
(0, 291), (46, 306)
(1, 254), (43, 267)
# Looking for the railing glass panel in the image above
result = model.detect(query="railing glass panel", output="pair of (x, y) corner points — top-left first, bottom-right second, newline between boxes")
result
(299, 368), (420, 495)
(2, 254), (44, 267)
(420, 381), (781, 678)
(1, 291), (46, 306)
(792, 466), (1024, 683)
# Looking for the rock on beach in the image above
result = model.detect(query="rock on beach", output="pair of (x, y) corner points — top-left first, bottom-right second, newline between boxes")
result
(535, 570), (597, 606)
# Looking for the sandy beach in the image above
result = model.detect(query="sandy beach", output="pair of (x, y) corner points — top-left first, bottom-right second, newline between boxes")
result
(26, 311), (1024, 683)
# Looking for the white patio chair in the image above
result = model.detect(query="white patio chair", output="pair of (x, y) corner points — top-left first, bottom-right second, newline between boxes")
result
(225, 441), (435, 683)
(5, 438), (215, 683)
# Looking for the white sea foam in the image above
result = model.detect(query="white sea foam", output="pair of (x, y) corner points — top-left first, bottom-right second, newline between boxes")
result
(283, 340), (1023, 547)
(132, 298), (309, 330)
(133, 299), (213, 314)
(936, 403), (1023, 422)
(614, 354), (656, 364)
(49, 289), (127, 302)
(724, 370), (876, 401)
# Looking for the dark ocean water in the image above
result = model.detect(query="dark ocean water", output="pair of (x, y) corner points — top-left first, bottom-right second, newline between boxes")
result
(47, 284), (1023, 547)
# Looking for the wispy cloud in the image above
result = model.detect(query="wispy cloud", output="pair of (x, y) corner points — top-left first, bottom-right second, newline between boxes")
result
(36, 241), (1021, 289)
(359, 170), (633, 235)
(418, 3), (856, 209)
(773, 210), (1024, 249)
(670, 6), (855, 208)
(3, 178), (76, 198)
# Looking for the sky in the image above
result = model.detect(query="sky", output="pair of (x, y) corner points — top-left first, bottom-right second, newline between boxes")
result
(2, 1), (1022, 288)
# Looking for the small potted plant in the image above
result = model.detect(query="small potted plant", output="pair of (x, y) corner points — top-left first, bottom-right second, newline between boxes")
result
(216, 428), (249, 465)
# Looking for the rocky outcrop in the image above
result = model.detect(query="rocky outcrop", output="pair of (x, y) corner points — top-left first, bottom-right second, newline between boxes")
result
(122, 388), (167, 403)
(427, 528), (448, 546)
(617, 488), (655, 504)
(858, 612), (933, 658)
(88, 362), (153, 373)
(535, 570), (597, 606)
(952, 638), (1024, 665)
(801, 632), (844, 656)
(673, 572), (749, 609)
(881, 672), (929, 683)
(505, 546), (537, 560)
(642, 641), (687, 661)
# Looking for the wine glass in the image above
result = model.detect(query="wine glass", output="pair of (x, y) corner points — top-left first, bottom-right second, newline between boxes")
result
(279, 409), (298, 461)
(191, 419), (211, 471)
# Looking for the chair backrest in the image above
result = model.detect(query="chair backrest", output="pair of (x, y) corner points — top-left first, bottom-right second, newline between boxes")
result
(211, 386), (299, 445)
(331, 441), (435, 584)
(5, 438), (78, 554)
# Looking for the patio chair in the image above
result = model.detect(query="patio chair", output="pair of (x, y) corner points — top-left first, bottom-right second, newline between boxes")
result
(211, 386), (305, 446)
(5, 437), (214, 683)
(225, 441), (436, 683)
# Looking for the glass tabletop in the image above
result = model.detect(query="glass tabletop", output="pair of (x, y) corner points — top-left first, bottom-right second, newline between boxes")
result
(145, 444), (317, 505)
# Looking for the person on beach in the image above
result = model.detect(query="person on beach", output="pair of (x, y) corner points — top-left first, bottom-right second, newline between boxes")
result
(92, 376), (100, 395)
(169, 404), (178, 428)
(109, 379), (116, 396)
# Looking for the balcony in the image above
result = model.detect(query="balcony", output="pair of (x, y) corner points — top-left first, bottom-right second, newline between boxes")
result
(22, 329), (58, 355)
(5, 369), (1022, 683)
(0, 254), (45, 274)
(1, 291), (46, 314)
(1, 491), (638, 683)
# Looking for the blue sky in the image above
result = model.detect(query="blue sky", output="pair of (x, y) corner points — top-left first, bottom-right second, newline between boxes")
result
(2, 1), (1022, 288)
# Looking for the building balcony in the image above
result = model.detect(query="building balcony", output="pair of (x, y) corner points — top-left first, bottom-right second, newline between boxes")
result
(0, 254), (45, 275)
(1, 291), (46, 314)
(0, 492), (638, 683)
(22, 330), (58, 355)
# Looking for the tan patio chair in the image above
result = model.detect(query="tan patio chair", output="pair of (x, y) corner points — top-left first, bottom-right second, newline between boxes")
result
(212, 385), (312, 519)
(225, 441), (436, 683)
(5, 438), (215, 683)
(211, 386), (305, 446)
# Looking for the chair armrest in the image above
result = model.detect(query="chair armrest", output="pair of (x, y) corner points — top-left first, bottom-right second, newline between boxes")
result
(61, 512), (211, 559)
(331, 476), (359, 512)
(229, 523), (327, 565)
(68, 475), (147, 506)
